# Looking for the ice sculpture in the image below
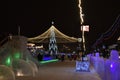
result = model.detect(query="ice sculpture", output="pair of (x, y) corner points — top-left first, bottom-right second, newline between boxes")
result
(110, 50), (119, 60)
(27, 60), (39, 76)
(12, 59), (35, 76)
(0, 65), (15, 80)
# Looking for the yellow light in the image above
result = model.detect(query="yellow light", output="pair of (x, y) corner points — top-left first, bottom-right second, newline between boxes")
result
(17, 70), (24, 76)
(28, 25), (79, 43)
(78, 0), (84, 24)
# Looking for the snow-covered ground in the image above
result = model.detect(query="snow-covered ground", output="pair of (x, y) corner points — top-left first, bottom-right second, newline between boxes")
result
(16, 60), (101, 80)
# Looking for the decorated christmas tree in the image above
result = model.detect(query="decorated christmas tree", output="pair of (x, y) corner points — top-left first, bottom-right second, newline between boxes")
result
(49, 22), (58, 58)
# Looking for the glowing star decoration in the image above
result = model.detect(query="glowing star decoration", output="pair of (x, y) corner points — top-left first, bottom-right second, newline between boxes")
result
(78, 0), (84, 25)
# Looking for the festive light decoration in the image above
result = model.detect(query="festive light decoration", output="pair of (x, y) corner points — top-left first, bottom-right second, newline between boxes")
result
(78, 0), (84, 24)
(78, 0), (87, 52)
(49, 24), (58, 56)
(27, 43), (35, 47)
(40, 59), (58, 64)
(42, 56), (53, 61)
(28, 25), (80, 43)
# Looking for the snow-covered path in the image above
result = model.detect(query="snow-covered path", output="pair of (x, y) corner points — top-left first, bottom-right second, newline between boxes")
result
(16, 61), (101, 80)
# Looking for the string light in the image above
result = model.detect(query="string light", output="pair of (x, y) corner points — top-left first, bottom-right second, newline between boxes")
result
(28, 25), (79, 43)
(92, 15), (120, 47)
(78, 0), (84, 25)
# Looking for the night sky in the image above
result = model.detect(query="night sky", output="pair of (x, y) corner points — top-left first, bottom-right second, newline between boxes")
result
(6, 0), (120, 47)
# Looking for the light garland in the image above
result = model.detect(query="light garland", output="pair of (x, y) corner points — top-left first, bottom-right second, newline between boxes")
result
(78, 0), (84, 25)
(28, 25), (80, 43)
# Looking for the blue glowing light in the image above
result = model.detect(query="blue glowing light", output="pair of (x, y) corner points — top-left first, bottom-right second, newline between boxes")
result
(40, 59), (58, 64)
(76, 61), (90, 71)
(110, 64), (113, 68)
(42, 56), (52, 61)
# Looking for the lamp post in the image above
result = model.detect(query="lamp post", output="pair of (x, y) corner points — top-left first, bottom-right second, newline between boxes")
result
(76, 0), (90, 72)
(78, 0), (86, 58)
(82, 26), (86, 54)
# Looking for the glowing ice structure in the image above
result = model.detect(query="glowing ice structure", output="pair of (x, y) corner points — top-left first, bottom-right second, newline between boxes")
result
(95, 52), (100, 57)
(0, 36), (39, 78)
(27, 60), (38, 76)
(0, 36), (39, 66)
(0, 65), (15, 80)
(90, 50), (120, 80)
(110, 50), (119, 60)
(76, 60), (90, 71)
(12, 59), (38, 77)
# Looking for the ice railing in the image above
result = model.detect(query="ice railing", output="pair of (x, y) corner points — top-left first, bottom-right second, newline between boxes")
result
(88, 50), (120, 80)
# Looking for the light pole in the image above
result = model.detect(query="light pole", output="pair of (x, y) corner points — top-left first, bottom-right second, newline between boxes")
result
(78, 0), (86, 58)
(76, 0), (90, 72)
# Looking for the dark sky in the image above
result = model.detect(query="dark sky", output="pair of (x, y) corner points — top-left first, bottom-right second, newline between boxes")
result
(6, 0), (120, 47)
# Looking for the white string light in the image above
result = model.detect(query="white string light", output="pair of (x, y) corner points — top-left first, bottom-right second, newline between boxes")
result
(78, 0), (84, 25)
(78, 0), (86, 52)
(28, 25), (79, 43)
